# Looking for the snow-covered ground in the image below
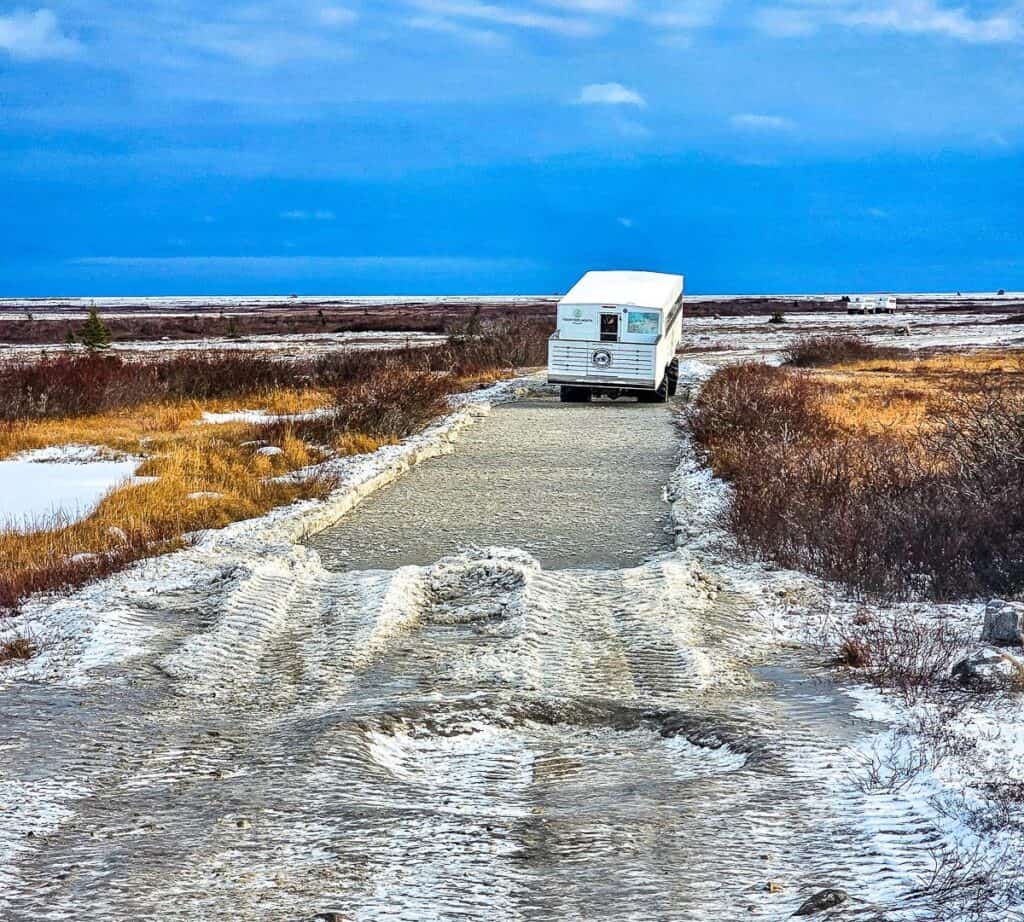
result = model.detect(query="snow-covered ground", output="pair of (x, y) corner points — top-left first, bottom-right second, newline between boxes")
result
(683, 310), (1024, 360)
(1, 336), (1022, 919)
(0, 446), (140, 532)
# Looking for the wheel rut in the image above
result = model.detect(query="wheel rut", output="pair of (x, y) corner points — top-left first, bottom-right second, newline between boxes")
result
(1, 393), (946, 921)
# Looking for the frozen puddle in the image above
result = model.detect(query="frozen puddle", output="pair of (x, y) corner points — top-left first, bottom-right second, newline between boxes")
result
(0, 446), (139, 530)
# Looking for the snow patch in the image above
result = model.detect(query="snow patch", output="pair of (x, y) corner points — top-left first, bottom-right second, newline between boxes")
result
(0, 449), (141, 532)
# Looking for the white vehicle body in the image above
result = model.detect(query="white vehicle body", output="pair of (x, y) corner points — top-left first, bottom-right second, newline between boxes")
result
(548, 270), (684, 400)
(848, 294), (898, 314)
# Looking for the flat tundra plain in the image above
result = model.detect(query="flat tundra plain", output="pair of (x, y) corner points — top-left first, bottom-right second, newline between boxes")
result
(2, 305), (1023, 921)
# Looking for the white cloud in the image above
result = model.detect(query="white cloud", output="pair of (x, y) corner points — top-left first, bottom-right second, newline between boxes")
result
(618, 216), (635, 228)
(407, 0), (600, 36)
(318, 6), (358, 26)
(843, 2), (1019, 42)
(754, 1), (1022, 43)
(540, 0), (633, 13)
(403, 0), (724, 42)
(577, 82), (646, 106)
(406, 14), (506, 45)
(647, 0), (723, 30)
(189, 24), (347, 66)
(281, 209), (336, 220)
(730, 112), (796, 131)
(0, 9), (80, 60)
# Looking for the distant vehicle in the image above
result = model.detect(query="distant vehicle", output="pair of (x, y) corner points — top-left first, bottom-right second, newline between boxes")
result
(847, 295), (897, 315)
(548, 270), (684, 403)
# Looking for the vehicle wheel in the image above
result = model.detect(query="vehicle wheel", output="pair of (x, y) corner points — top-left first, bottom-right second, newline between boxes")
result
(666, 358), (680, 397)
(637, 379), (668, 403)
(560, 385), (591, 403)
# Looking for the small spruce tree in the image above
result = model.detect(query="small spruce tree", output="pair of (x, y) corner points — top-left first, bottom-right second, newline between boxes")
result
(80, 308), (111, 350)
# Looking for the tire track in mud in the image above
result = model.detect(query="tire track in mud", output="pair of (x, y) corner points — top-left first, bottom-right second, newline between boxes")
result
(2, 390), (948, 921)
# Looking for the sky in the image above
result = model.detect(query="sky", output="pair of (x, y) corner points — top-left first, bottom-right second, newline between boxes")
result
(1, 0), (1022, 296)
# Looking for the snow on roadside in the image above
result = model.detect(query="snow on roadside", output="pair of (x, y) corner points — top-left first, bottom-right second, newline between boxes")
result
(0, 375), (537, 686)
(199, 406), (337, 425)
(672, 359), (1024, 915)
(0, 448), (142, 532)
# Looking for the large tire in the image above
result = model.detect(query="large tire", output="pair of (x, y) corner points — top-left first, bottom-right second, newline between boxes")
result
(560, 385), (591, 403)
(666, 358), (680, 397)
(637, 377), (668, 404)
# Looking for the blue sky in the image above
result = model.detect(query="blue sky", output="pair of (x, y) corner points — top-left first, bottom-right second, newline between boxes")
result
(1, 1), (1022, 295)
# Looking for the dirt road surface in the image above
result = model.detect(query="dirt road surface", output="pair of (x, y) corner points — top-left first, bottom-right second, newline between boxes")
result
(2, 388), (943, 921)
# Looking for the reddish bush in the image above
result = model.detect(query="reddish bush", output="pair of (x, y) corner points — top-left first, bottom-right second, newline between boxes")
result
(683, 363), (1024, 601)
(783, 335), (904, 368)
(0, 317), (553, 423)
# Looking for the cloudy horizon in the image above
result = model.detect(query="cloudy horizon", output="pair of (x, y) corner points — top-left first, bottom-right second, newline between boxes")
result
(2, 0), (1022, 295)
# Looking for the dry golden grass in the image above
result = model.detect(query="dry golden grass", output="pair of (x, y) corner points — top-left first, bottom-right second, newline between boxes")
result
(0, 386), (361, 615)
(0, 326), (550, 629)
(813, 349), (1024, 438)
(0, 387), (333, 460)
(0, 424), (340, 611)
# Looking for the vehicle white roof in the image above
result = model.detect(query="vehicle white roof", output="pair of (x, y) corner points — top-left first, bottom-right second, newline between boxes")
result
(560, 270), (683, 311)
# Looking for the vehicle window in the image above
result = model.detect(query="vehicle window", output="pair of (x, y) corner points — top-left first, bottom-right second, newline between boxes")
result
(600, 314), (619, 342)
(627, 311), (660, 335)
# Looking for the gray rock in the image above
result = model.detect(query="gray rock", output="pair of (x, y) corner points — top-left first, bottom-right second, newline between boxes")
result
(793, 888), (848, 916)
(952, 646), (1024, 689)
(982, 599), (1024, 647)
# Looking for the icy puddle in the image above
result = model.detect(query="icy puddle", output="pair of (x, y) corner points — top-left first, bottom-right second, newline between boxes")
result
(307, 394), (681, 570)
(0, 446), (139, 530)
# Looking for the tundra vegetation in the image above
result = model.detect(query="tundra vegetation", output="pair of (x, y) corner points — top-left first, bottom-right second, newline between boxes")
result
(0, 318), (551, 617)
(685, 338), (1024, 602)
(685, 338), (1024, 918)
(0, 300), (557, 344)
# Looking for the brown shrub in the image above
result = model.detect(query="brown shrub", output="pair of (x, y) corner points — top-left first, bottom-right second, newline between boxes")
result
(256, 366), (455, 448)
(0, 317), (552, 424)
(0, 636), (37, 664)
(836, 611), (969, 698)
(684, 363), (1024, 601)
(783, 335), (904, 368)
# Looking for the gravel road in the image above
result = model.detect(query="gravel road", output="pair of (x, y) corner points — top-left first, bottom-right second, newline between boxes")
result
(308, 392), (680, 570)
(1, 385), (945, 921)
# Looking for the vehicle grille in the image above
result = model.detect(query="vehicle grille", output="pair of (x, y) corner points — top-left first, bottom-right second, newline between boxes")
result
(548, 343), (654, 380)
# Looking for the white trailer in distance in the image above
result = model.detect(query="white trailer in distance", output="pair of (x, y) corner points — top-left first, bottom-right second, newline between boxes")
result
(847, 295), (898, 314)
(548, 270), (684, 403)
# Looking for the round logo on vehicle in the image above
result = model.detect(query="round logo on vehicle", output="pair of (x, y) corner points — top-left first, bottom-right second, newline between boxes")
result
(592, 349), (613, 369)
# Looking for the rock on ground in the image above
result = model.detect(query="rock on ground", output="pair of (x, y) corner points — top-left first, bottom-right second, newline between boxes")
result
(952, 646), (1024, 689)
(982, 599), (1024, 647)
